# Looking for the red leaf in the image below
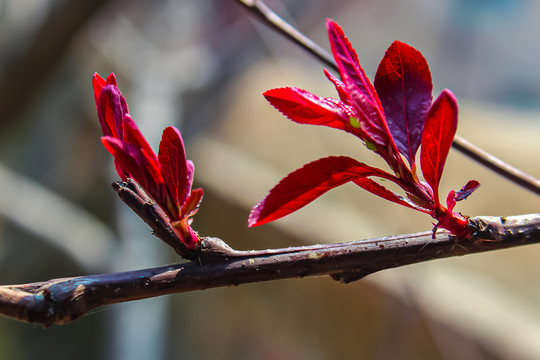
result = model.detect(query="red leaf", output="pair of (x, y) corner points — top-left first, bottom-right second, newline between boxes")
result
(446, 180), (480, 211)
(181, 188), (203, 217)
(103, 135), (172, 218)
(323, 69), (350, 105)
(433, 207), (470, 238)
(248, 156), (395, 227)
(353, 178), (429, 213)
(171, 217), (199, 250)
(92, 73), (107, 104)
(420, 90), (458, 204)
(122, 116), (168, 204)
(101, 137), (137, 181)
(374, 41), (433, 165)
(122, 116), (163, 181)
(264, 87), (361, 137)
(454, 179), (480, 201)
(96, 83), (129, 139)
(102, 115), (171, 212)
(326, 20), (390, 147)
(158, 126), (189, 218)
(92, 72), (117, 105)
(101, 137), (151, 187)
(185, 160), (195, 202)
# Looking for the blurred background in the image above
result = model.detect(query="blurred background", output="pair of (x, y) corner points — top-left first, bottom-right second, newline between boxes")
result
(1, 0), (540, 359)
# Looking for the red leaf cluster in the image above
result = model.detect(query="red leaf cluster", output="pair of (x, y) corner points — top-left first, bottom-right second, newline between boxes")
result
(93, 73), (203, 249)
(249, 20), (479, 238)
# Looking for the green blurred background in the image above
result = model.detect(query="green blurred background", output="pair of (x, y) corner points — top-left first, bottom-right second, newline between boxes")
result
(1, 0), (540, 359)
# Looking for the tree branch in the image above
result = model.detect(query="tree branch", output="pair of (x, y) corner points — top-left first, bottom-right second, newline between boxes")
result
(235, 0), (540, 196)
(0, 0), (112, 130)
(0, 212), (539, 327)
(451, 136), (540, 194)
(1, 180), (539, 326)
(112, 180), (197, 260)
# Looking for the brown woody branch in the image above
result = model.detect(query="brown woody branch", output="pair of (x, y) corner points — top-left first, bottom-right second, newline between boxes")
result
(235, 0), (540, 196)
(0, 214), (538, 327)
(112, 180), (196, 260)
(0, 180), (539, 326)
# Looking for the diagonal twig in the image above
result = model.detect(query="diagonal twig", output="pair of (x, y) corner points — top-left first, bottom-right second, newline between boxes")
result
(235, 0), (540, 196)
(112, 180), (197, 260)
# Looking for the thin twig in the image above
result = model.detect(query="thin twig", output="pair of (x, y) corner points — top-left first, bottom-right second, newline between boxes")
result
(0, 212), (539, 326)
(452, 136), (540, 194)
(235, 0), (540, 196)
(237, 0), (335, 68)
(112, 180), (196, 260)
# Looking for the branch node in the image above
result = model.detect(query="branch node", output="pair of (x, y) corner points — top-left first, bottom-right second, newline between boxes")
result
(112, 180), (197, 260)
(199, 237), (238, 259)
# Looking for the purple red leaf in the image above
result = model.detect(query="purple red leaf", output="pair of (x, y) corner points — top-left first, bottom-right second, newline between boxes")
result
(249, 156), (396, 227)
(326, 20), (391, 147)
(263, 87), (360, 137)
(92, 72), (117, 104)
(446, 180), (480, 211)
(323, 69), (350, 104)
(159, 126), (189, 218)
(252, 21), (478, 238)
(420, 89), (458, 204)
(94, 74), (128, 140)
(101, 133), (167, 210)
(374, 41), (433, 165)
(353, 178), (428, 212)
(454, 180), (481, 201)
(181, 188), (203, 217)
(121, 115), (165, 188)
(100, 135), (164, 202)
(94, 72), (203, 249)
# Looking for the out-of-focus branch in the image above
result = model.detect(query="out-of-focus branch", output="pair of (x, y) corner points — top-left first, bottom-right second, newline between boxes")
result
(0, 0), (111, 130)
(235, 0), (540, 196)
(451, 136), (540, 194)
(0, 163), (115, 272)
(0, 212), (539, 326)
(236, 0), (335, 68)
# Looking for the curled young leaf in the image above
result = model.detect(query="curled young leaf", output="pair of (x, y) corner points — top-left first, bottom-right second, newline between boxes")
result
(323, 69), (350, 105)
(94, 72), (204, 250)
(181, 188), (203, 218)
(101, 135), (166, 206)
(92, 72), (117, 104)
(455, 180), (481, 201)
(446, 180), (480, 211)
(159, 126), (189, 219)
(94, 75), (128, 140)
